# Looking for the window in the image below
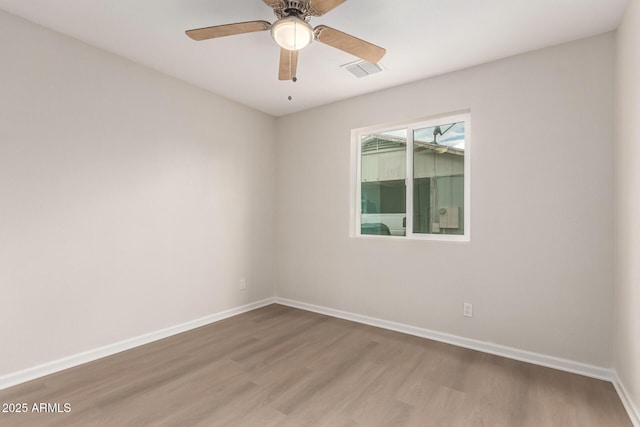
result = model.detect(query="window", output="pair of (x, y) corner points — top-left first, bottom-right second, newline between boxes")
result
(354, 112), (470, 241)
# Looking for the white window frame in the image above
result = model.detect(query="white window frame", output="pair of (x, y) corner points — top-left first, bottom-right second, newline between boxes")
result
(351, 111), (471, 242)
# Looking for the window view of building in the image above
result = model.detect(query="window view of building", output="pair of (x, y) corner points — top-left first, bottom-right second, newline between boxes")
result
(361, 130), (407, 236)
(357, 114), (469, 240)
(412, 121), (465, 236)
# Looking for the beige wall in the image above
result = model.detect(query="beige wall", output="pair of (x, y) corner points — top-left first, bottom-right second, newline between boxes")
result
(0, 11), (276, 376)
(614, 0), (640, 416)
(276, 34), (615, 367)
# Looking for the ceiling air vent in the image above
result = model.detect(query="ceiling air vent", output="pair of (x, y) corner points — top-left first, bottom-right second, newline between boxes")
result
(342, 60), (383, 78)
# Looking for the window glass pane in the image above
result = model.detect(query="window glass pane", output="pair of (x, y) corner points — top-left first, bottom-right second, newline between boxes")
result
(413, 122), (465, 235)
(361, 130), (407, 236)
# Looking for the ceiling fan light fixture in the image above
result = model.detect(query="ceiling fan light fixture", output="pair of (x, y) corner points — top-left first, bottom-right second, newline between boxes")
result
(271, 16), (313, 51)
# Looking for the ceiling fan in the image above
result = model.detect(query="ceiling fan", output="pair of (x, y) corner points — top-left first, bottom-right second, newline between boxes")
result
(185, 0), (386, 81)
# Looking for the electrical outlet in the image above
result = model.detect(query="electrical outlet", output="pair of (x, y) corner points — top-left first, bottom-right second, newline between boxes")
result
(240, 278), (247, 290)
(463, 302), (473, 318)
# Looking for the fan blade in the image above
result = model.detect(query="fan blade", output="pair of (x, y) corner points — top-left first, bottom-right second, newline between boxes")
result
(314, 25), (385, 63)
(186, 20), (271, 41)
(278, 48), (299, 81)
(263, 0), (283, 6)
(308, 0), (347, 16)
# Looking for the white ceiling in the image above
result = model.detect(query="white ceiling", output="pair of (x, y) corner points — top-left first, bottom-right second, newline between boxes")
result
(0, 0), (629, 117)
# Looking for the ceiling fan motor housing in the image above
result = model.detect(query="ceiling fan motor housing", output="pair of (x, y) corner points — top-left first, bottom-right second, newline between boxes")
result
(275, 0), (311, 20)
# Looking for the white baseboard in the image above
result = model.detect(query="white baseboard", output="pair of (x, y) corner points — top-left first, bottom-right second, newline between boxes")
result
(275, 298), (614, 382)
(613, 374), (640, 427)
(0, 297), (276, 391)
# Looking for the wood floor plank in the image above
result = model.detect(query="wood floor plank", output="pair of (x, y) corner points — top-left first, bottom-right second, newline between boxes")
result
(0, 304), (632, 426)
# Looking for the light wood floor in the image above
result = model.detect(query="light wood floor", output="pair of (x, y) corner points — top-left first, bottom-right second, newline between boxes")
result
(0, 304), (632, 426)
